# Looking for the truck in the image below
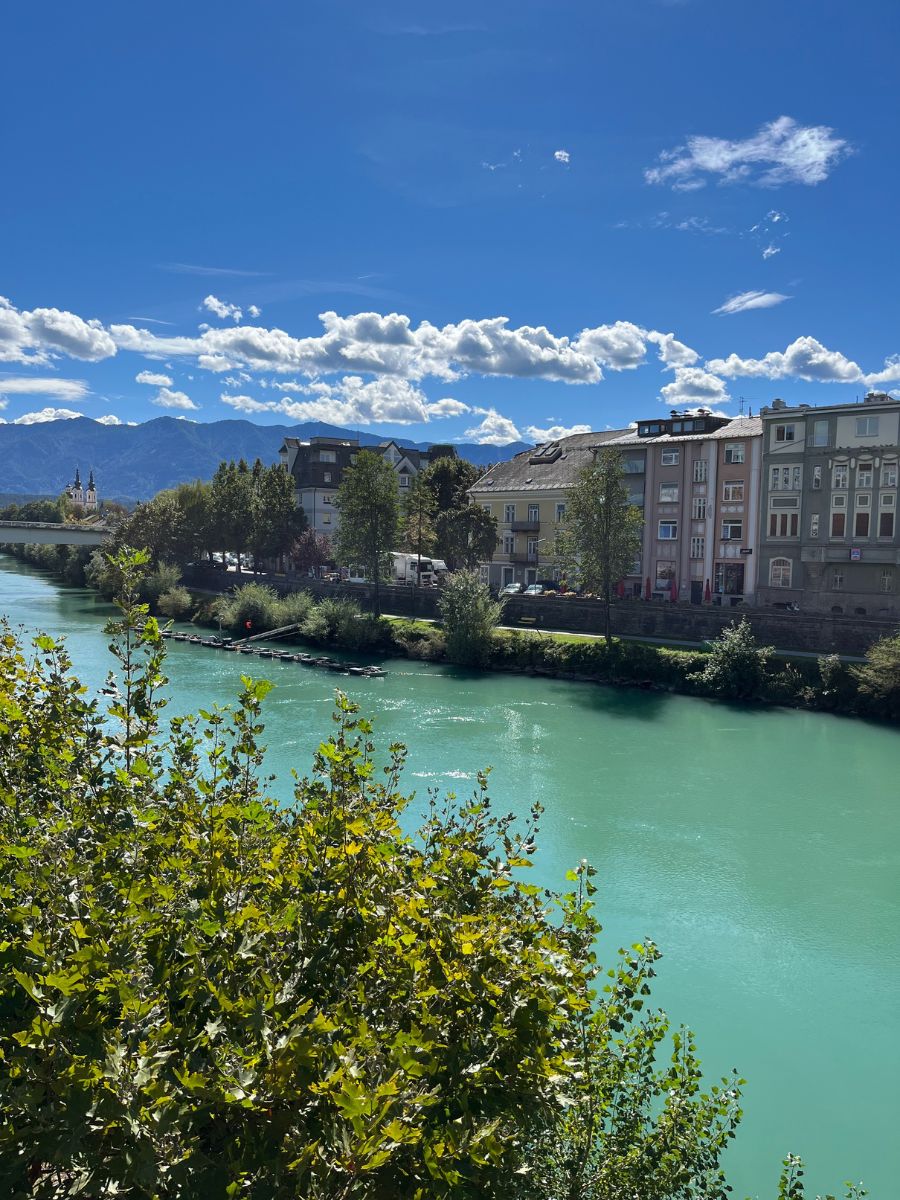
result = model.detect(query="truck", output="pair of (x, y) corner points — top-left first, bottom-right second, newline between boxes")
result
(390, 552), (436, 586)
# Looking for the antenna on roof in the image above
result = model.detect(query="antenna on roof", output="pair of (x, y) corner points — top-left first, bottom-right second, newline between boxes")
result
(738, 396), (746, 416)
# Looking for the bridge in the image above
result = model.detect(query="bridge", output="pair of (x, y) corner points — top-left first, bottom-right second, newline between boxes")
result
(0, 520), (110, 546)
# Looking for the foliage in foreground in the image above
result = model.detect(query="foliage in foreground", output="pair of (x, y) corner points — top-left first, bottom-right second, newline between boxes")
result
(0, 554), (865, 1198)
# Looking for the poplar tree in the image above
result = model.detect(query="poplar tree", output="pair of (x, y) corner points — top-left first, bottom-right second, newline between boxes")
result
(333, 449), (399, 615)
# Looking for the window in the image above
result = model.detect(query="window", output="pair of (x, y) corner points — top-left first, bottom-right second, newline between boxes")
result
(323, 471), (332, 484)
(792, 466), (802, 490)
(812, 465), (822, 489)
(399, 473), (410, 488)
(528, 504), (539, 522)
(833, 464), (849, 489)
(722, 481), (744, 502)
(856, 492), (871, 509)
(854, 511), (870, 537)
(322, 512), (331, 525)
(655, 560), (675, 588)
(879, 510), (895, 537)
(724, 443), (745, 464)
(349, 454), (358, 464)
(322, 493), (333, 506)
(769, 512), (799, 537)
(692, 460), (708, 483)
(502, 534), (515, 554)
(881, 569), (895, 593)
(690, 536), (705, 559)
(504, 504), (516, 523)
(882, 462), (898, 487)
(482, 504), (492, 514)
(809, 513), (819, 538)
(831, 568), (844, 590)
(812, 419), (829, 447)
(857, 464), (873, 488)
(658, 521), (678, 540)
(659, 483), (679, 503)
(638, 422), (663, 436)
(721, 521), (743, 541)
(527, 537), (539, 556)
(831, 511), (846, 537)
(692, 497), (707, 520)
(318, 450), (336, 463)
(775, 424), (795, 442)
(660, 449), (680, 466)
(769, 558), (792, 588)
(555, 502), (566, 521)
(856, 416), (879, 437)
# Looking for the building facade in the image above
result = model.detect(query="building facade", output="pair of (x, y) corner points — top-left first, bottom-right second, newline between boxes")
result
(755, 393), (900, 616)
(65, 468), (98, 512)
(278, 436), (453, 540)
(604, 413), (763, 605)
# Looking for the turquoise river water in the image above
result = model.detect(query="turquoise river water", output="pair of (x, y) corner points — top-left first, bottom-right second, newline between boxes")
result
(1, 556), (897, 1198)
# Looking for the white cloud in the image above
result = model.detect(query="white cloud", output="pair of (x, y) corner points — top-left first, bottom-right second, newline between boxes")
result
(863, 356), (900, 386)
(645, 116), (851, 190)
(524, 422), (591, 441)
(219, 393), (271, 414)
(707, 336), (866, 383)
(0, 295), (116, 365)
(762, 245), (780, 259)
(202, 295), (243, 322)
(153, 387), (199, 410)
(646, 331), (699, 367)
(572, 321), (649, 371)
(13, 407), (85, 424)
(0, 376), (89, 401)
(713, 290), (790, 315)
(554, 149), (571, 164)
(247, 304), (261, 318)
(659, 367), (730, 407)
(95, 414), (123, 425)
(135, 369), (173, 386)
(463, 408), (522, 445)
(423, 398), (470, 418)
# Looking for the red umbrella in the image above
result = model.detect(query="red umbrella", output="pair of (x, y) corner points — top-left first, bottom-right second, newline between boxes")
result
(704, 578), (711, 603)
(670, 578), (678, 603)
(616, 579), (626, 599)
(644, 576), (651, 601)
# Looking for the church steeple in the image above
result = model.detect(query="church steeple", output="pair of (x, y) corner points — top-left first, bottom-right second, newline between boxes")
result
(87, 469), (95, 492)
(73, 466), (81, 489)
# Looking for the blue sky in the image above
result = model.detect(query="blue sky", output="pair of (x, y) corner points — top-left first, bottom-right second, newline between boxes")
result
(1, 0), (898, 444)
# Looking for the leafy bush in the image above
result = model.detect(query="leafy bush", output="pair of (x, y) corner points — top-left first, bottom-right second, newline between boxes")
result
(215, 581), (281, 634)
(141, 561), (182, 605)
(0, 553), (865, 1198)
(274, 589), (315, 627)
(689, 618), (774, 701)
(299, 605), (330, 642)
(438, 570), (505, 666)
(156, 585), (193, 620)
(853, 631), (900, 720)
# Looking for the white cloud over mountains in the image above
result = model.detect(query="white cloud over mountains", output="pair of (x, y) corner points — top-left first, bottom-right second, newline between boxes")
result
(13, 407), (85, 424)
(0, 376), (89, 401)
(152, 387), (198, 411)
(645, 116), (851, 191)
(1, 295), (116, 365)
(221, 377), (472, 427)
(135, 370), (172, 386)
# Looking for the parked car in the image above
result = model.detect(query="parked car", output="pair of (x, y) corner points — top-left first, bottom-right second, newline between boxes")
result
(499, 582), (523, 595)
(523, 584), (545, 596)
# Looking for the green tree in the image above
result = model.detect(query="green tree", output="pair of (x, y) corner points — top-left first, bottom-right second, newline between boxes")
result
(418, 457), (496, 568)
(400, 474), (438, 566)
(689, 617), (774, 700)
(249, 461), (305, 572)
(210, 459), (254, 570)
(0, 553), (864, 1199)
(556, 448), (643, 643)
(852, 631), (900, 720)
(333, 449), (399, 615)
(438, 568), (505, 666)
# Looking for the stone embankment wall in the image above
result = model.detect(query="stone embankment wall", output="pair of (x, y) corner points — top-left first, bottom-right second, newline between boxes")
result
(184, 568), (895, 656)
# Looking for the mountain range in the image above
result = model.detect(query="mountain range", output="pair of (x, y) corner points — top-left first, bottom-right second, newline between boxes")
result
(0, 418), (529, 502)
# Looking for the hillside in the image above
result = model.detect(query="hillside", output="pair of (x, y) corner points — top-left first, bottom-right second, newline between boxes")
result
(0, 418), (529, 501)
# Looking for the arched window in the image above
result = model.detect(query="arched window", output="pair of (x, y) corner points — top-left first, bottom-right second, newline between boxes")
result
(770, 557), (792, 588)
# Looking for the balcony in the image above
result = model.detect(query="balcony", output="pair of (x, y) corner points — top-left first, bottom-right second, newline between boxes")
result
(510, 551), (539, 563)
(511, 519), (540, 532)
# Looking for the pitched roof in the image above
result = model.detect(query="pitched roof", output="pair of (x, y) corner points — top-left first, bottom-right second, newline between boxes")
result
(603, 416), (763, 447)
(468, 429), (628, 494)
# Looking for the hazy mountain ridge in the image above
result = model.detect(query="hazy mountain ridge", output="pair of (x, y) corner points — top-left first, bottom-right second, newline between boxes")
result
(0, 418), (530, 501)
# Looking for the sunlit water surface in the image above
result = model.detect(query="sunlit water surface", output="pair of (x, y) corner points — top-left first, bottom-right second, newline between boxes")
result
(2, 556), (897, 1197)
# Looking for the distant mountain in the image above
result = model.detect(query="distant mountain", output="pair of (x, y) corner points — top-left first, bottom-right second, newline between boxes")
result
(0, 418), (530, 501)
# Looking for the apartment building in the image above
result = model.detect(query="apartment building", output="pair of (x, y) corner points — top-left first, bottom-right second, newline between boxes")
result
(755, 393), (900, 615)
(468, 431), (626, 588)
(278, 436), (454, 540)
(606, 412), (763, 604)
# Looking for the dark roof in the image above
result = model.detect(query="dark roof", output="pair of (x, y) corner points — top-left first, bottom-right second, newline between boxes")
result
(468, 429), (628, 494)
(605, 416), (762, 447)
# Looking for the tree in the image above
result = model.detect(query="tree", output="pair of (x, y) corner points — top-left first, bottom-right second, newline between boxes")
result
(418, 457), (493, 569)
(210, 459), (254, 570)
(853, 631), (900, 720)
(333, 449), (399, 615)
(292, 527), (333, 575)
(400, 474), (438, 567)
(438, 569), (505, 666)
(0, 553), (864, 1198)
(556, 448), (643, 644)
(248, 461), (306, 572)
(688, 617), (774, 700)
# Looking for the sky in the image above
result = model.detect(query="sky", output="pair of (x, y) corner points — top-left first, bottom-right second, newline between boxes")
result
(1, 0), (898, 445)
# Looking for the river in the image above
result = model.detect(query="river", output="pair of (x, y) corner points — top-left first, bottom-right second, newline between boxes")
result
(1, 555), (897, 1198)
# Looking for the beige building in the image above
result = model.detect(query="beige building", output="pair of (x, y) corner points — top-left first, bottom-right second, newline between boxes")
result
(468, 431), (626, 588)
